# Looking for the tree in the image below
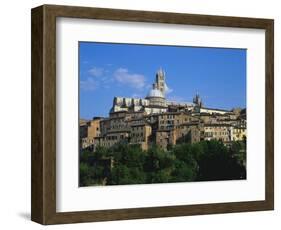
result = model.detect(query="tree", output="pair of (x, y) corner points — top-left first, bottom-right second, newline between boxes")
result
(79, 162), (105, 186)
(144, 145), (174, 183)
(170, 143), (198, 182)
(80, 147), (112, 186)
(79, 140), (246, 186)
(196, 140), (246, 181)
(106, 144), (146, 185)
(170, 160), (197, 182)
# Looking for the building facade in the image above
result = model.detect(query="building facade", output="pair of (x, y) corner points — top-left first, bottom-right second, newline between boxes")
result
(80, 68), (247, 152)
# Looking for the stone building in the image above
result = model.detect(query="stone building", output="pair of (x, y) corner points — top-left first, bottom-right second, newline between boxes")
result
(177, 121), (203, 144)
(130, 119), (152, 150)
(80, 68), (247, 152)
(203, 123), (231, 142)
(232, 126), (247, 141)
(111, 68), (175, 115)
(80, 117), (102, 150)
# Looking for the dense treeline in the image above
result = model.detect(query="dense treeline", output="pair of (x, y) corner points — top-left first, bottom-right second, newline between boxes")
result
(79, 140), (246, 186)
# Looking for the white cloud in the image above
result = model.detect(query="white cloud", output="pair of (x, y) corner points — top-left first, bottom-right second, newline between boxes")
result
(81, 66), (115, 90)
(114, 68), (146, 90)
(88, 67), (104, 77)
(82, 67), (147, 91)
(164, 83), (173, 94)
(80, 77), (99, 91)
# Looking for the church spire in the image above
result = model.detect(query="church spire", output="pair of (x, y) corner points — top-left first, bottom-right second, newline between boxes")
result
(193, 93), (203, 107)
(155, 68), (166, 95)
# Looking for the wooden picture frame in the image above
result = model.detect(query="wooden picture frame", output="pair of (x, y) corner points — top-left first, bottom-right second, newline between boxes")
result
(31, 4), (274, 225)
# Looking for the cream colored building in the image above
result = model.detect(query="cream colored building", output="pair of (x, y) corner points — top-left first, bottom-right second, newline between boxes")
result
(95, 131), (130, 149)
(203, 123), (231, 142)
(232, 126), (247, 141)
(80, 117), (102, 150)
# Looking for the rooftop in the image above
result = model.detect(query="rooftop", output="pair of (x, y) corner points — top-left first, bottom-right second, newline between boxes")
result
(146, 88), (164, 98)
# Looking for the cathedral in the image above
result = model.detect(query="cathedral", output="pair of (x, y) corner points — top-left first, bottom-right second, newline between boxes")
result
(111, 68), (197, 115)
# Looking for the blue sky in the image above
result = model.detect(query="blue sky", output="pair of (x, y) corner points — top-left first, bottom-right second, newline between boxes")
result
(79, 42), (246, 119)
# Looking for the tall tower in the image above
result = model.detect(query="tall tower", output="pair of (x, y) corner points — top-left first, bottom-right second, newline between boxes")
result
(155, 68), (166, 95)
(193, 93), (203, 107)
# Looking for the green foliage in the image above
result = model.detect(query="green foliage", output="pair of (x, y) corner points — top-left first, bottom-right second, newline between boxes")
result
(144, 145), (175, 183)
(79, 140), (246, 186)
(108, 165), (146, 185)
(107, 144), (146, 185)
(170, 160), (197, 182)
(79, 147), (113, 186)
(196, 140), (246, 181)
(79, 162), (105, 186)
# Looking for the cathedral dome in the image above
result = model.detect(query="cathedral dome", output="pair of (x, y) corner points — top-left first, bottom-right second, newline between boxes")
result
(146, 88), (164, 98)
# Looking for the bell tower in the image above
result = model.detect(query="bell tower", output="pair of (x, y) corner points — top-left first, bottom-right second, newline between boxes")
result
(193, 93), (203, 107)
(155, 68), (166, 95)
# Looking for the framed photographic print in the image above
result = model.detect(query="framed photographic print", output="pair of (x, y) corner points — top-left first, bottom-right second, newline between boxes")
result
(31, 4), (274, 225)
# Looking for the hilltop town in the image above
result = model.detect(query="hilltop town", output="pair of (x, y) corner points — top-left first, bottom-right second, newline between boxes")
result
(80, 68), (246, 152)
